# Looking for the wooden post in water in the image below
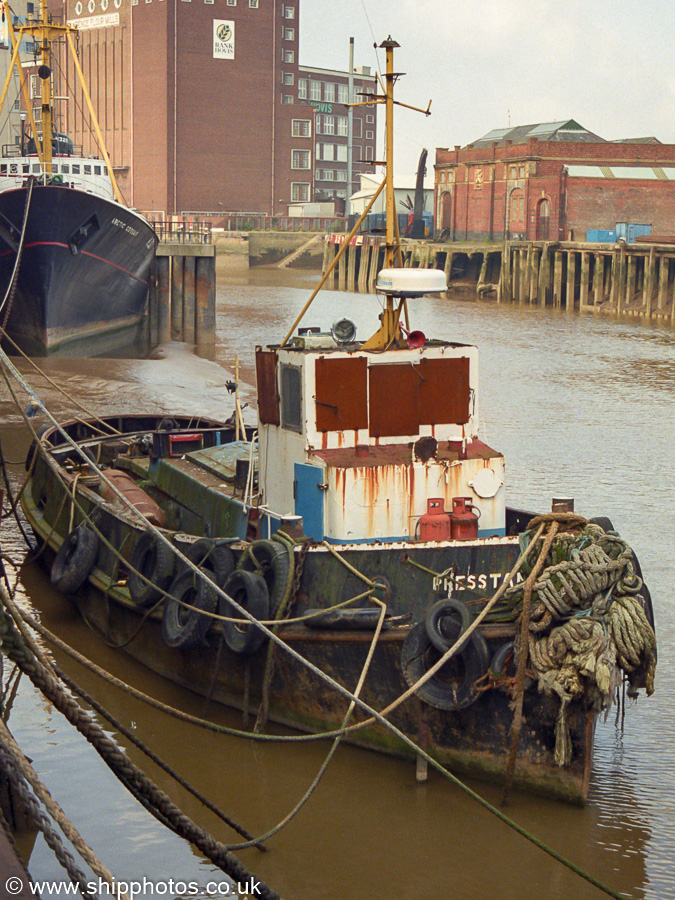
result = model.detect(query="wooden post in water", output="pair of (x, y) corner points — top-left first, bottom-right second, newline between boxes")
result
(347, 238), (357, 291)
(478, 252), (488, 289)
(615, 245), (626, 312)
(445, 249), (454, 285)
(517, 248), (527, 302)
(500, 242), (511, 303)
(644, 247), (656, 319)
(338, 240), (347, 291)
(182, 255), (196, 344)
(171, 255), (184, 339)
(658, 255), (669, 311)
(566, 250), (577, 312)
(195, 253), (216, 359)
(537, 243), (549, 305)
(579, 251), (590, 309)
(593, 253), (603, 307)
(358, 243), (371, 292)
(626, 253), (636, 311)
(553, 250), (563, 307)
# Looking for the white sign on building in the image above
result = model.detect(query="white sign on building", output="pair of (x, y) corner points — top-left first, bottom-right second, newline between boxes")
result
(213, 20), (235, 59)
(67, 13), (119, 29)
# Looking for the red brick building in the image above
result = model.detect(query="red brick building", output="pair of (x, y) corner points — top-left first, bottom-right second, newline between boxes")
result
(434, 120), (675, 242)
(49, 0), (376, 216)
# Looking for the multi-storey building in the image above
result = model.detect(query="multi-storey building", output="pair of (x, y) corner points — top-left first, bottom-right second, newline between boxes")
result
(0, 1), (40, 154)
(41, 0), (376, 217)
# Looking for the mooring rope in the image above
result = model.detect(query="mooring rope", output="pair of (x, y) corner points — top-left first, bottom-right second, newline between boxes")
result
(0, 583), (280, 900)
(0, 717), (126, 899)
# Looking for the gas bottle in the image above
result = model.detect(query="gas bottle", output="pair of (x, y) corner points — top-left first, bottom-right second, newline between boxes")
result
(419, 498), (452, 542)
(450, 496), (479, 541)
(99, 470), (167, 527)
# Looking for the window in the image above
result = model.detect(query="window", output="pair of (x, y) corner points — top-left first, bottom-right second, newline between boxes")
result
(366, 114), (374, 123)
(298, 78), (307, 99)
(284, 4), (295, 17)
(280, 365), (302, 432)
(509, 165), (517, 179)
(61, 164), (70, 174)
(22, 164), (28, 173)
(338, 84), (348, 104)
(32, 163), (40, 173)
(364, 146), (373, 161)
(292, 149), (310, 169)
(283, 72), (294, 85)
(320, 143), (335, 161)
(309, 81), (321, 101)
(337, 117), (347, 136)
(292, 119), (311, 137)
(72, 164), (80, 174)
(283, 50), (294, 63)
(291, 182), (309, 202)
(249, 0), (259, 6)
(282, 95), (293, 104)
(324, 83), (335, 102)
(323, 116), (334, 135)
(227, 0), (236, 5)
(283, 27), (294, 40)
(84, 164), (92, 174)
(317, 169), (334, 181)
(336, 169), (347, 181)
(353, 119), (362, 138)
(365, 130), (374, 140)
(94, 165), (101, 175)
(26, 1), (34, 12)
(336, 144), (347, 162)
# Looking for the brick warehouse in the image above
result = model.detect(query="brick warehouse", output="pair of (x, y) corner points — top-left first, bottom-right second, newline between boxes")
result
(46, 0), (377, 216)
(434, 120), (675, 242)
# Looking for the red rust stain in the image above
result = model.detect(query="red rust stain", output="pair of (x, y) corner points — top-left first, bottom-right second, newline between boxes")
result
(337, 431), (344, 448)
(321, 432), (328, 450)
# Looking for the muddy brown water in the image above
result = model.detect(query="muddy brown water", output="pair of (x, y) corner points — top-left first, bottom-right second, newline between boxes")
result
(0, 262), (674, 899)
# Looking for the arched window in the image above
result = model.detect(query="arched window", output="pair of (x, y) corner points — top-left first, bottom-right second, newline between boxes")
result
(509, 189), (525, 228)
(536, 198), (550, 241)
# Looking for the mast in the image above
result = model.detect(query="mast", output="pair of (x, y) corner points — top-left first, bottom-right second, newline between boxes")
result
(38, 0), (53, 173)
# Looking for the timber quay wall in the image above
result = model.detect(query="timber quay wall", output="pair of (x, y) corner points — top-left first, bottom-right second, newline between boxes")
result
(322, 235), (675, 325)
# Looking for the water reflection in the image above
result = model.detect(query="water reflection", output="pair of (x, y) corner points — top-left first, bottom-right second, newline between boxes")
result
(0, 263), (673, 898)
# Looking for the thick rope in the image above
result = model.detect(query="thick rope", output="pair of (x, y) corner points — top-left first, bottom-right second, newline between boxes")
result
(0, 582), (280, 900)
(0, 717), (126, 898)
(0, 742), (94, 897)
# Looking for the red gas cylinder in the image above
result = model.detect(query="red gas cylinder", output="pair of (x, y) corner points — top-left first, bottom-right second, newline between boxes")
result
(419, 498), (452, 542)
(450, 496), (479, 541)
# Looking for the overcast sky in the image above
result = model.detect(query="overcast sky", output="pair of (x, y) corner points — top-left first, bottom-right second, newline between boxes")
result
(299, 0), (675, 185)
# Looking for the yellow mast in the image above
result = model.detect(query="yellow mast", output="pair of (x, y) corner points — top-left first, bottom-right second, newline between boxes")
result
(0, 0), (125, 203)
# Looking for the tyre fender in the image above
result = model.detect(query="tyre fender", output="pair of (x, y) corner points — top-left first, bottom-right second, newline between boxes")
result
(425, 598), (472, 653)
(50, 524), (99, 593)
(128, 531), (175, 608)
(237, 538), (292, 616)
(490, 640), (534, 692)
(220, 569), (269, 655)
(400, 620), (489, 711)
(162, 567), (218, 651)
(181, 538), (235, 586)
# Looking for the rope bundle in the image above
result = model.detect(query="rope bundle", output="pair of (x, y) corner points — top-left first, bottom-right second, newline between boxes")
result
(505, 520), (657, 766)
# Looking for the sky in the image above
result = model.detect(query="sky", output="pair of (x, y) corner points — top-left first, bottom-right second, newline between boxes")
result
(299, 0), (675, 185)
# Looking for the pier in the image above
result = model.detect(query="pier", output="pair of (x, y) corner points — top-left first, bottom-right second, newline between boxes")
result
(149, 222), (216, 356)
(323, 236), (675, 324)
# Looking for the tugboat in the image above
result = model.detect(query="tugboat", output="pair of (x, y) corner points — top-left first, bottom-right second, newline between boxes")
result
(19, 38), (656, 803)
(0, 0), (157, 357)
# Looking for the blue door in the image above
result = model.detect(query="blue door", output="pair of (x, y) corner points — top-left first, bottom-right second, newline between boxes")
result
(294, 463), (324, 541)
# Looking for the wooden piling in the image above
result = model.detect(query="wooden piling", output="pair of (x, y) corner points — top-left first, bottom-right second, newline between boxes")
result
(579, 251), (590, 309)
(566, 251), (577, 312)
(553, 251), (563, 307)
(358, 243), (371, 292)
(347, 239), (357, 291)
(658, 256), (669, 311)
(195, 253), (216, 359)
(592, 253), (603, 307)
(155, 255), (171, 344)
(645, 248), (656, 319)
(171, 256), (184, 339)
(626, 254), (636, 310)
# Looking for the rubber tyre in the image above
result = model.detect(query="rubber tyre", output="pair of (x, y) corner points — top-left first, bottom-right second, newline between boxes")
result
(589, 516), (615, 534)
(181, 539), (235, 585)
(425, 598), (473, 653)
(401, 620), (490, 711)
(128, 531), (176, 608)
(237, 539), (291, 616)
(220, 569), (269, 655)
(51, 525), (99, 594)
(490, 640), (534, 692)
(162, 568), (218, 651)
